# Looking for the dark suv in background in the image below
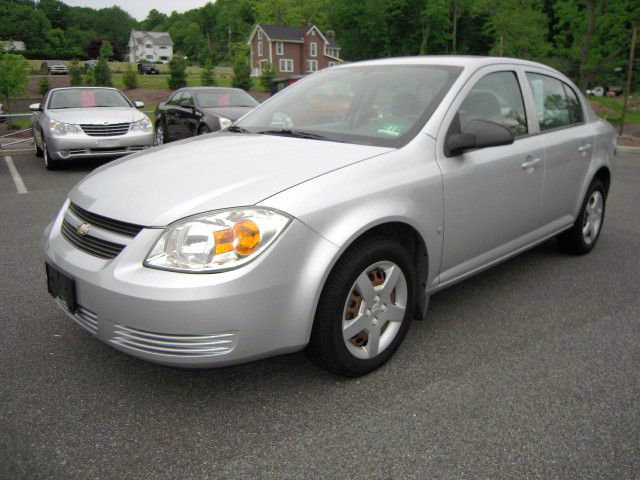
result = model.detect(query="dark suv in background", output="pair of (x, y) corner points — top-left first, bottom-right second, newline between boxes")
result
(137, 62), (159, 75)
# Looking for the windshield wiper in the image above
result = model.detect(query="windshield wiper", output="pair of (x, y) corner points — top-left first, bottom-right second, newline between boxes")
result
(255, 129), (331, 141)
(226, 125), (251, 133)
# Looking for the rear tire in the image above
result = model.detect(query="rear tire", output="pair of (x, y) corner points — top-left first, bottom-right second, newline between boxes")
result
(308, 235), (415, 377)
(557, 179), (606, 255)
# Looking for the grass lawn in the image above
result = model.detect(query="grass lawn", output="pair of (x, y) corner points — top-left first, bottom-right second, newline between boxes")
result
(589, 95), (640, 125)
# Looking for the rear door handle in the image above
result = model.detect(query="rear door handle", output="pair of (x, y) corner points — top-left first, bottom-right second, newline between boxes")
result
(578, 144), (592, 153)
(521, 158), (542, 170)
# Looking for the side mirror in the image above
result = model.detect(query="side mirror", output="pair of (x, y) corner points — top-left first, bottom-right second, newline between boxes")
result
(446, 119), (514, 156)
(134, 101), (144, 109)
(180, 100), (193, 109)
(29, 103), (41, 112)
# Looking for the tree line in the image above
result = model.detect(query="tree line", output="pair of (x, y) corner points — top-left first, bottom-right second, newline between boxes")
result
(0, 0), (638, 90)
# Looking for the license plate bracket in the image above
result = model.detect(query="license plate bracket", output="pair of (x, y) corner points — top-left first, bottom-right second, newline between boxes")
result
(97, 139), (119, 148)
(46, 263), (76, 314)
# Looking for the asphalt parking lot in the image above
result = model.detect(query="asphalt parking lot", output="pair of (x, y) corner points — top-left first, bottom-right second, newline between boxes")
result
(1, 149), (638, 479)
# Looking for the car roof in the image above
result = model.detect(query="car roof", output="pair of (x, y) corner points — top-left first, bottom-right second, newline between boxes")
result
(185, 87), (247, 92)
(47, 87), (121, 93)
(340, 55), (561, 75)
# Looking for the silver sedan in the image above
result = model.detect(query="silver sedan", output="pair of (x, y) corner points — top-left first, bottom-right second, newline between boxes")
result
(31, 87), (154, 170)
(43, 57), (615, 376)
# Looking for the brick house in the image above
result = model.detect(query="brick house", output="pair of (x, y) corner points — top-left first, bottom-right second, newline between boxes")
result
(248, 23), (342, 78)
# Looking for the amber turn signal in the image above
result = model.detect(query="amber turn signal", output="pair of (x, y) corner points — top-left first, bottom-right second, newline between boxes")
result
(233, 219), (261, 256)
(214, 228), (234, 254)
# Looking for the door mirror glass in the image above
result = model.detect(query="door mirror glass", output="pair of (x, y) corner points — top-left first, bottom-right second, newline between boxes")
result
(134, 100), (145, 109)
(29, 103), (41, 111)
(446, 119), (514, 156)
(180, 100), (193, 109)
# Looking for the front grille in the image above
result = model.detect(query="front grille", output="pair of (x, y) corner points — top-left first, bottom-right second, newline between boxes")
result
(61, 219), (125, 259)
(80, 122), (131, 137)
(110, 325), (237, 357)
(68, 203), (144, 238)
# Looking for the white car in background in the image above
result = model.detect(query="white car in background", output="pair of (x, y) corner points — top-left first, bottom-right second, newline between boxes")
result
(31, 87), (154, 169)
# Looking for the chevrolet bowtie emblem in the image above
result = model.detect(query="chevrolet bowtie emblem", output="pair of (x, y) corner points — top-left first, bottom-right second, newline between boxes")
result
(76, 223), (91, 236)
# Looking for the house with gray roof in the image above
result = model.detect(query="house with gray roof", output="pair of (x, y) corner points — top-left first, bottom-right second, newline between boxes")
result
(128, 30), (173, 64)
(248, 23), (342, 77)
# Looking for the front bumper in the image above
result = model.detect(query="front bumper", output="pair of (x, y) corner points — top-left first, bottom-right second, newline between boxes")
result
(43, 202), (338, 367)
(47, 132), (154, 160)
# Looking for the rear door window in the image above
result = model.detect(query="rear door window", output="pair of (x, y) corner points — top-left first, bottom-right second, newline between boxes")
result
(525, 73), (583, 131)
(457, 71), (528, 137)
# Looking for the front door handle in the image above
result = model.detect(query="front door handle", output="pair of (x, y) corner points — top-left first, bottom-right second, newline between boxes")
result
(578, 144), (592, 153)
(521, 158), (542, 170)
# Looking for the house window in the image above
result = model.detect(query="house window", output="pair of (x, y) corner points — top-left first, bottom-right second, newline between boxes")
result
(258, 42), (263, 56)
(306, 59), (318, 72)
(276, 41), (283, 55)
(328, 61), (336, 67)
(146, 54), (154, 60)
(145, 44), (152, 49)
(310, 42), (317, 57)
(279, 59), (293, 72)
(258, 30), (262, 40)
(259, 59), (268, 74)
(160, 56), (168, 61)
(159, 46), (166, 50)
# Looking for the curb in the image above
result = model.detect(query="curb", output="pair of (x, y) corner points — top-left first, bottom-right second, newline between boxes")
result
(617, 146), (640, 154)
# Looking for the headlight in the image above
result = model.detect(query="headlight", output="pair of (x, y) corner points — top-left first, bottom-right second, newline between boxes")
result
(218, 116), (233, 130)
(48, 120), (81, 136)
(144, 208), (291, 273)
(130, 117), (152, 132)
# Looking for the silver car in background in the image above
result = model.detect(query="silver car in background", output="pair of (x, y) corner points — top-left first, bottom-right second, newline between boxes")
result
(43, 57), (615, 376)
(31, 87), (154, 170)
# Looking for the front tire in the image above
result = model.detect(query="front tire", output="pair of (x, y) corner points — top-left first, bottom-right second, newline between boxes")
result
(155, 123), (165, 145)
(43, 138), (60, 170)
(198, 124), (211, 135)
(308, 235), (415, 377)
(557, 179), (606, 255)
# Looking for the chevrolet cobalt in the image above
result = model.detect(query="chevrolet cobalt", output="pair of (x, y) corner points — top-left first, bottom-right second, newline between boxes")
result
(43, 57), (615, 376)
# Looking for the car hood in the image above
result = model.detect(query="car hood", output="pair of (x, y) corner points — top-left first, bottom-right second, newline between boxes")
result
(202, 106), (255, 121)
(47, 107), (145, 124)
(70, 133), (392, 226)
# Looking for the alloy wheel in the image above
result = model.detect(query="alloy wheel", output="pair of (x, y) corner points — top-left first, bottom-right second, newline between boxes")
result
(155, 125), (164, 145)
(342, 261), (407, 360)
(582, 190), (603, 245)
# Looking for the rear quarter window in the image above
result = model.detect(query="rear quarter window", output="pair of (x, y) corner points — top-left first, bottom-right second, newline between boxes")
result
(526, 73), (584, 131)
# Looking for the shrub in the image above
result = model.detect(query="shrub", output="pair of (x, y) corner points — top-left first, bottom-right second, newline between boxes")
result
(232, 57), (251, 91)
(260, 62), (275, 90)
(69, 60), (83, 86)
(201, 60), (216, 86)
(168, 57), (187, 90)
(93, 56), (112, 87)
(123, 65), (138, 89)
(82, 69), (95, 86)
(38, 75), (51, 96)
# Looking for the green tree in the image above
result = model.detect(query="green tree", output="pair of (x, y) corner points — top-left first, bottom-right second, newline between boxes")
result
(168, 57), (188, 89)
(0, 54), (29, 128)
(260, 61), (275, 90)
(99, 40), (114, 60)
(93, 41), (113, 87)
(69, 59), (83, 86)
(232, 55), (252, 91)
(38, 76), (51, 96)
(123, 64), (138, 89)
(201, 60), (216, 86)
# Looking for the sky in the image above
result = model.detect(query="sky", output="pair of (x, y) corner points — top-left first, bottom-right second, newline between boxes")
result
(60, 0), (212, 21)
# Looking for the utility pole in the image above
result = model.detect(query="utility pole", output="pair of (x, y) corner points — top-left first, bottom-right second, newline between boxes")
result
(620, 24), (637, 136)
(228, 25), (231, 58)
(499, 36), (504, 56)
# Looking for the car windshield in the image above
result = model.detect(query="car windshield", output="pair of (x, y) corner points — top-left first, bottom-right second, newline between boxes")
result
(195, 90), (259, 108)
(235, 64), (462, 147)
(48, 88), (132, 109)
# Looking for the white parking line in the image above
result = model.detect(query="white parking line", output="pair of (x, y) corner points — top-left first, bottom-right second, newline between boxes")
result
(4, 156), (28, 194)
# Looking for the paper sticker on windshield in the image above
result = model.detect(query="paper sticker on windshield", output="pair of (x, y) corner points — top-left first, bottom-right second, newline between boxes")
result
(377, 123), (405, 137)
